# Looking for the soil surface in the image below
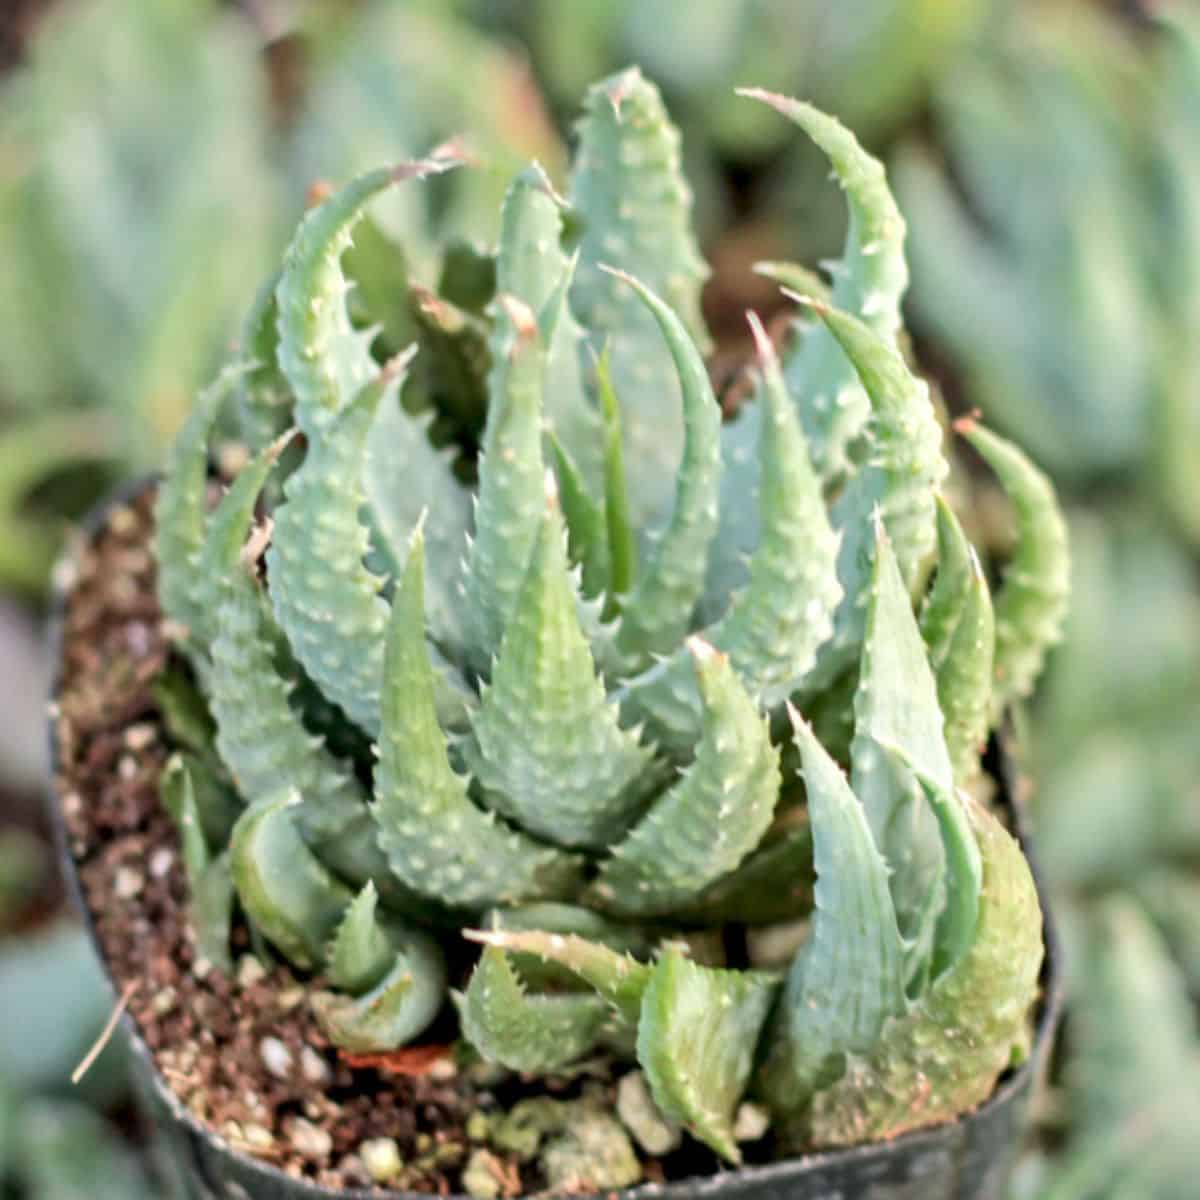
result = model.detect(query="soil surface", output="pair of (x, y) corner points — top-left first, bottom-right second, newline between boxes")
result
(52, 487), (730, 1195)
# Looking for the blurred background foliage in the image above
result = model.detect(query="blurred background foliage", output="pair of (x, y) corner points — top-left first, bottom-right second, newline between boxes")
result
(0, 1), (1196, 1196)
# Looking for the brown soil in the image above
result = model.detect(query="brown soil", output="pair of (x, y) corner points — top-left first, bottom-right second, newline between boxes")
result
(50, 487), (714, 1195)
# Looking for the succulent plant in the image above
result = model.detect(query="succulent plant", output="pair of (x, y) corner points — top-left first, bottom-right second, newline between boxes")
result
(154, 71), (1066, 1164)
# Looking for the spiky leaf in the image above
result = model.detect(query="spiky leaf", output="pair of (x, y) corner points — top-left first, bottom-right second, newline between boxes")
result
(850, 525), (953, 991)
(154, 364), (245, 649)
(591, 643), (780, 916)
(267, 367), (398, 736)
(465, 498), (654, 849)
(326, 882), (393, 995)
(313, 927), (447, 1054)
(207, 465), (366, 843)
(611, 271), (721, 668)
(800, 798), (1042, 1148)
(229, 791), (354, 970)
(962, 423), (1069, 711)
(637, 947), (777, 1163)
(374, 530), (581, 907)
(461, 298), (546, 674)
(460, 948), (609, 1073)
(467, 928), (651, 1026)
(497, 163), (604, 491)
(568, 68), (710, 531)
(760, 715), (905, 1116)
(808, 301), (946, 693)
(707, 93), (907, 614)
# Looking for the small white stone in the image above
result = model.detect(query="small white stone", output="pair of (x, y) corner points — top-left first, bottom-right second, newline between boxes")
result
(299, 1045), (331, 1086)
(259, 1036), (294, 1080)
(243, 1124), (275, 1151)
(149, 847), (174, 879)
(114, 867), (144, 899)
(616, 1072), (681, 1156)
(237, 954), (267, 988)
(360, 1137), (403, 1183)
(733, 1102), (770, 1143)
(288, 1117), (333, 1162)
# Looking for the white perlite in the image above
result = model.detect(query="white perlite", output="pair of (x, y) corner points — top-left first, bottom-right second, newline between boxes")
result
(615, 1071), (682, 1155)
(360, 1138), (403, 1183)
(258, 1036), (293, 1080)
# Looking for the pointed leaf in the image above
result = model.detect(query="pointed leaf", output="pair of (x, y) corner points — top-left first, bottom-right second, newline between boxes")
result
(611, 272), (721, 668)
(549, 434), (609, 598)
(851, 524), (953, 990)
(235, 273), (293, 452)
(314, 928), (447, 1053)
(920, 496), (974, 670)
(707, 93), (908, 614)
(761, 715), (905, 1118)
(802, 798), (1042, 1148)
(154, 363), (244, 649)
(465, 498), (654, 849)
(597, 347), (638, 608)
(961, 422), (1069, 711)
(326, 882), (393, 995)
(275, 161), (452, 435)
(637, 947), (777, 1164)
(267, 366), (399, 736)
(497, 163), (604, 491)
(592, 642), (781, 916)
(462, 298), (546, 674)
(806, 299), (946, 694)
(192, 434), (292, 648)
(568, 68), (711, 531)
(230, 790), (355, 970)
(206, 468), (366, 842)
(935, 549), (995, 785)
(739, 91), (908, 478)
(361, 383), (472, 654)
(460, 947), (609, 1073)
(374, 530), (581, 908)
(467, 928), (652, 1026)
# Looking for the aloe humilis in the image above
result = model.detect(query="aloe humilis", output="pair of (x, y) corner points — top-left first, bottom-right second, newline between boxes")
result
(152, 70), (1066, 1165)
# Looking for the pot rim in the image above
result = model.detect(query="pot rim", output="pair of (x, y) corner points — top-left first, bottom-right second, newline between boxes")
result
(46, 475), (1063, 1200)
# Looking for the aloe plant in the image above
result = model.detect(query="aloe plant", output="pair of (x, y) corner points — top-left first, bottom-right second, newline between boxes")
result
(153, 72), (1065, 1169)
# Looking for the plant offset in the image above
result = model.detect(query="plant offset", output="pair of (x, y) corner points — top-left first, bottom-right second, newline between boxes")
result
(153, 70), (1066, 1180)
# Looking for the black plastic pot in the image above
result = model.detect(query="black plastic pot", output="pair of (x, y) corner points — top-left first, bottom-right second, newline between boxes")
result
(49, 479), (1062, 1200)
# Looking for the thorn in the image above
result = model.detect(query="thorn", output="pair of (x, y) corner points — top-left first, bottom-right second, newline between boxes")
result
(597, 262), (638, 290)
(520, 160), (568, 207)
(734, 86), (799, 117)
(305, 179), (333, 209)
(685, 635), (720, 664)
(393, 152), (465, 183)
(410, 507), (429, 548)
(496, 294), (538, 343)
(382, 343), (420, 381)
(745, 311), (778, 368)
(543, 467), (560, 511)
(951, 411), (982, 436)
(603, 68), (640, 120)
(780, 287), (830, 318)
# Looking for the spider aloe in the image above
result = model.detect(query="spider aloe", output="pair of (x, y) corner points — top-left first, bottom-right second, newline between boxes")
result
(154, 71), (1066, 1165)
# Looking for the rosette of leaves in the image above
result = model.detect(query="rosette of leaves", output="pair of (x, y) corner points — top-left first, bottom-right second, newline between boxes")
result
(154, 72), (1066, 1162)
